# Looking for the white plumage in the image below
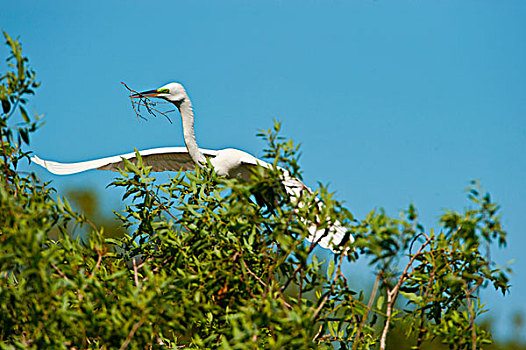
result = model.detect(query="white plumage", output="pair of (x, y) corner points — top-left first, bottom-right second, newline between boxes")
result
(32, 147), (215, 175)
(32, 82), (353, 252)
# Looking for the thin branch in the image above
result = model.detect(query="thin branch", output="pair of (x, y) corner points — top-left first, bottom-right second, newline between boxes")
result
(152, 256), (174, 273)
(464, 286), (477, 350)
(312, 250), (347, 342)
(312, 255), (343, 326)
(298, 268), (304, 307)
(90, 247), (103, 278)
(132, 256), (140, 288)
(121, 82), (174, 124)
(311, 292), (331, 323)
(313, 325), (324, 343)
(241, 258), (266, 287)
(1, 138), (11, 189)
(409, 233), (425, 256)
(155, 199), (191, 232)
(241, 258), (292, 309)
(464, 279), (483, 350)
(353, 270), (382, 350)
(84, 217), (101, 235)
(51, 263), (69, 280)
(416, 251), (437, 349)
(279, 262), (303, 294)
(120, 318), (145, 350)
(379, 234), (432, 350)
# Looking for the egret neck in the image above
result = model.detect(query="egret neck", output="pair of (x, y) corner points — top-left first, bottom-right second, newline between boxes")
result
(176, 98), (206, 166)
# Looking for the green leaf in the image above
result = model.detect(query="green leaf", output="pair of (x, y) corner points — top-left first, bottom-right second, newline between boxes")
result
(327, 259), (335, 279)
(400, 291), (422, 304)
(20, 105), (29, 122)
(122, 157), (141, 175)
(19, 128), (29, 144)
(1, 97), (9, 114)
(376, 295), (384, 310)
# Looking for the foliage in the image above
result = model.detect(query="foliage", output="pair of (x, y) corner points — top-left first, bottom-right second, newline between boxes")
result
(0, 32), (517, 349)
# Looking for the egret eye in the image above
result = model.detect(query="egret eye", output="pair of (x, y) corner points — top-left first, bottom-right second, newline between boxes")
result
(158, 88), (170, 94)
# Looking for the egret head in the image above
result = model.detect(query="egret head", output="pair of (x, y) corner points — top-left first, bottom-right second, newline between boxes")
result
(132, 82), (187, 104)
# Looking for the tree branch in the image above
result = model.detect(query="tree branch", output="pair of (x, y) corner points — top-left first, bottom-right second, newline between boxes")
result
(379, 233), (432, 350)
(353, 270), (382, 350)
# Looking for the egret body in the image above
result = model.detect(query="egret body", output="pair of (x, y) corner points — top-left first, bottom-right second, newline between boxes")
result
(32, 82), (353, 252)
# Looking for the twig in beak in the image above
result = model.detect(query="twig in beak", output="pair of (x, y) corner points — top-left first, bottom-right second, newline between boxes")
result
(121, 82), (174, 124)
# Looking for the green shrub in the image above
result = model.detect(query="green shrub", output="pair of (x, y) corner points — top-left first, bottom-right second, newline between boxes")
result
(0, 32), (511, 349)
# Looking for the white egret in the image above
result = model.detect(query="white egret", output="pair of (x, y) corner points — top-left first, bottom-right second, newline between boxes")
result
(32, 82), (352, 252)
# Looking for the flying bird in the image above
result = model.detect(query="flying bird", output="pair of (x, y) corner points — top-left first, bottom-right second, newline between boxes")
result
(32, 82), (353, 252)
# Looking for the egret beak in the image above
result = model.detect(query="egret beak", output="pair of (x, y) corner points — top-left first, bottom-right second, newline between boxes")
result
(131, 89), (161, 99)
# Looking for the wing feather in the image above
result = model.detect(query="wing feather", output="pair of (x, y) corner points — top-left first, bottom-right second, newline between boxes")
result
(239, 157), (353, 253)
(32, 147), (218, 175)
(33, 147), (352, 253)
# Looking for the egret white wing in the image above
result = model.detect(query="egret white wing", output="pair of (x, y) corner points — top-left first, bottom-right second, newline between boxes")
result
(282, 174), (353, 251)
(32, 147), (219, 175)
(239, 157), (353, 252)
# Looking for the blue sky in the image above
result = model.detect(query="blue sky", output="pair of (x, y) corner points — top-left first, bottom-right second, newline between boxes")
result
(2, 0), (525, 341)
